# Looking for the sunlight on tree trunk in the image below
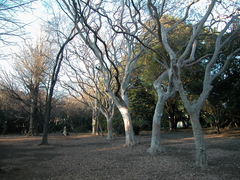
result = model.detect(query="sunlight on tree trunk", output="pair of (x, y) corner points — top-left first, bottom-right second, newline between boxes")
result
(118, 106), (136, 146)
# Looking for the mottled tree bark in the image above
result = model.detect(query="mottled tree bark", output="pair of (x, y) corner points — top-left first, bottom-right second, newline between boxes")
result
(106, 115), (114, 140)
(147, 94), (166, 154)
(190, 112), (208, 168)
(118, 106), (136, 146)
(148, 71), (175, 154)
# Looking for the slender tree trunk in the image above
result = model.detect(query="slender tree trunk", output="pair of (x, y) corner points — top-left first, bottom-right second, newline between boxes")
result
(40, 85), (54, 145)
(92, 90), (98, 134)
(40, 98), (51, 145)
(28, 102), (34, 136)
(189, 112), (208, 168)
(169, 113), (177, 132)
(147, 94), (166, 154)
(215, 119), (220, 134)
(92, 110), (97, 134)
(97, 119), (103, 137)
(106, 115), (114, 140)
(39, 27), (76, 145)
(2, 118), (8, 135)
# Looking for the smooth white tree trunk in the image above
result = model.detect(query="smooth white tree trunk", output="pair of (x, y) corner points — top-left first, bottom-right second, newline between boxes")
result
(107, 89), (136, 146)
(98, 99), (115, 140)
(118, 106), (136, 146)
(189, 111), (208, 168)
(177, 79), (211, 168)
(92, 110), (97, 135)
(148, 71), (175, 154)
(147, 93), (166, 154)
(106, 115), (114, 140)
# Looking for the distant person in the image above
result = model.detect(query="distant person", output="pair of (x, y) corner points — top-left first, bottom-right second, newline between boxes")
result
(63, 126), (67, 136)
(1, 121), (8, 135)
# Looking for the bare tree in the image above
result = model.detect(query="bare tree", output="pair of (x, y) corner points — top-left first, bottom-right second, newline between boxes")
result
(58, 0), (145, 146)
(61, 41), (115, 139)
(0, 35), (52, 135)
(128, 0), (239, 168)
(0, 0), (36, 54)
(13, 38), (50, 135)
(57, 0), (239, 167)
(0, 82), (28, 134)
(174, 1), (240, 167)
(39, 27), (77, 144)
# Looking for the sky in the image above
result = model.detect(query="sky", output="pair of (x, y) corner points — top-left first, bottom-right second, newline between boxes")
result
(0, 0), (49, 72)
(0, 0), (238, 72)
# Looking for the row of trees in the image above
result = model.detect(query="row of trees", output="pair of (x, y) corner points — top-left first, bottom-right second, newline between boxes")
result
(57, 0), (239, 168)
(0, 87), (92, 134)
(0, 0), (239, 168)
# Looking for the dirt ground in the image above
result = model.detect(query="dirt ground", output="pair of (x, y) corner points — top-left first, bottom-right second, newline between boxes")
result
(0, 128), (239, 180)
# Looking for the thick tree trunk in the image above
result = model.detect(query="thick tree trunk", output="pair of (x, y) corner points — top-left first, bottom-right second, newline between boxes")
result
(190, 112), (208, 168)
(107, 90), (136, 145)
(148, 71), (175, 154)
(28, 89), (39, 136)
(147, 94), (166, 154)
(118, 106), (136, 146)
(120, 93), (136, 146)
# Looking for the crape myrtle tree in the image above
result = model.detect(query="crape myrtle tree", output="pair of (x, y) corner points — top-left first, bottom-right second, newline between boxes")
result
(101, 0), (240, 167)
(103, 2), (196, 153)
(175, 1), (239, 167)
(61, 43), (115, 139)
(129, 0), (240, 168)
(58, 0), (145, 146)
(134, 20), (192, 132)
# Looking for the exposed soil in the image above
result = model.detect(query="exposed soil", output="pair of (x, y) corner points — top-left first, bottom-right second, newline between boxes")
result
(0, 128), (239, 180)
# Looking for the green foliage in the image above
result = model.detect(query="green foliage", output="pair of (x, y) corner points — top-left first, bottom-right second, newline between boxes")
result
(208, 57), (240, 128)
(112, 108), (125, 135)
(128, 78), (156, 134)
(99, 107), (125, 135)
(181, 65), (205, 96)
(136, 53), (164, 84)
